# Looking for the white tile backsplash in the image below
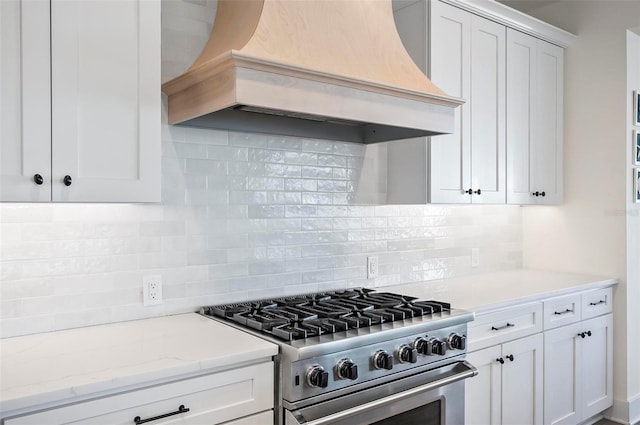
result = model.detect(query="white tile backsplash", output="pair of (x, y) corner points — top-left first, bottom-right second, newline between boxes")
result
(0, 0), (523, 338)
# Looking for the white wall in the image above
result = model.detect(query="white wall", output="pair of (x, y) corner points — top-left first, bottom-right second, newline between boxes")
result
(521, 2), (640, 421)
(0, 0), (524, 338)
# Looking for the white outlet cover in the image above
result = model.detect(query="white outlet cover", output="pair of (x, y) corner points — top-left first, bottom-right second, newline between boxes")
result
(143, 275), (163, 306)
(367, 256), (379, 279)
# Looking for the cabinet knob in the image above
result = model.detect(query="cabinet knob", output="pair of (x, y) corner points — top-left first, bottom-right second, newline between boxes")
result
(541, 191), (546, 197)
(33, 174), (44, 185)
(466, 189), (473, 195)
(63, 175), (72, 186)
(506, 354), (514, 362)
(533, 191), (539, 197)
(496, 357), (505, 364)
(473, 189), (482, 195)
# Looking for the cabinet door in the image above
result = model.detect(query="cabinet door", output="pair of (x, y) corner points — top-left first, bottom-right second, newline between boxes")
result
(0, 0), (51, 201)
(428, 0), (471, 204)
(506, 29), (537, 205)
(535, 40), (563, 204)
(469, 17), (506, 204)
(50, 0), (160, 202)
(544, 322), (581, 425)
(465, 345), (502, 425)
(580, 314), (612, 420)
(502, 333), (543, 425)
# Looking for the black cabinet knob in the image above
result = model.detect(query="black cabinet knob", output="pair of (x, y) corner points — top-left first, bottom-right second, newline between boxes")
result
(473, 189), (482, 195)
(541, 191), (546, 197)
(533, 191), (539, 197)
(466, 188), (473, 195)
(33, 174), (44, 185)
(63, 175), (72, 186)
(496, 357), (505, 364)
(586, 330), (592, 337)
(506, 354), (514, 362)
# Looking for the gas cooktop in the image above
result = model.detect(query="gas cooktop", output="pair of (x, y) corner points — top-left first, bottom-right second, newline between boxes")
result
(201, 288), (451, 342)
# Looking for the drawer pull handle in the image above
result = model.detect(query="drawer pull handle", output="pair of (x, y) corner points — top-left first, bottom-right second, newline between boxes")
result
(134, 405), (190, 424)
(589, 300), (606, 306)
(491, 323), (515, 331)
(554, 308), (574, 315)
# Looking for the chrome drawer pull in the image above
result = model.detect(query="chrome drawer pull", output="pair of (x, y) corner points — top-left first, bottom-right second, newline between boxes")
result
(491, 323), (515, 331)
(134, 405), (190, 424)
(589, 300), (606, 306)
(553, 308), (574, 315)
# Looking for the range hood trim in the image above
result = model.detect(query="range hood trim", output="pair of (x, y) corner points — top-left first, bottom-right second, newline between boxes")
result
(161, 0), (465, 144)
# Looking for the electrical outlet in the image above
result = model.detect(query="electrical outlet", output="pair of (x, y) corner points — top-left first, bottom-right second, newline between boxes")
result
(471, 248), (480, 267)
(142, 275), (163, 306)
(367, 256), (379, 279)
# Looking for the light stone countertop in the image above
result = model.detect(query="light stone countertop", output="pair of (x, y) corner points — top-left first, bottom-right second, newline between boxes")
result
(379, 269), (617, 315)
(0, 270), (617, 418)
(0, 313), (278, 416)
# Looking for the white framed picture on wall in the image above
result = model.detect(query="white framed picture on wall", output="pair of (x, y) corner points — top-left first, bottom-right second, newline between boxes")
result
(635, 168), (640, 203)
(635, 130), (640, 165)
(635, 91), (640, 126)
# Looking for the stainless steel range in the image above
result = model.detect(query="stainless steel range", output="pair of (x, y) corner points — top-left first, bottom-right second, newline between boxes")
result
(201, 288), (477, 425)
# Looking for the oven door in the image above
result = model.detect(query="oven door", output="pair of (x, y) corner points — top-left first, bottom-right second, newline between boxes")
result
(284, 361), (476, 425)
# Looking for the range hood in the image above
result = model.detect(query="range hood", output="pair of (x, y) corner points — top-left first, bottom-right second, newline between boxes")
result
(161, 0), (464, 144)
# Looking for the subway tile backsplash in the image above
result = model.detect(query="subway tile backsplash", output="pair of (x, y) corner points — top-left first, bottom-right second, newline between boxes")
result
(0, 0), (522, 338)
(0, 125), (522, 337)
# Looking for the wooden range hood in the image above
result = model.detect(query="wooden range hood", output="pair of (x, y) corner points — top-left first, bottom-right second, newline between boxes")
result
(161, 0), (464, 144)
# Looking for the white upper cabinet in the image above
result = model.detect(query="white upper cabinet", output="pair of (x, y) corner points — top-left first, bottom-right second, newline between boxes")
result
(0, 0), (160, 203)
(390, 0), (507, 204)
(430, 0), (506, 204)
(390, 0), (569, 206)
(1, 0), (51, 202)
(507, 28), (563, 205)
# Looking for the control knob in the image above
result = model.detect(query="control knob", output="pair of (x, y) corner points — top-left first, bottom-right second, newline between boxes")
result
(336, 358), (358, 380)
(398, 344), (418, 364)
(414, 337), (429, 355)
(428, 337), (447, 356)
(373, 350), (393, 370)
(447, 333), (466, 350)
(306, 365), (329, 388)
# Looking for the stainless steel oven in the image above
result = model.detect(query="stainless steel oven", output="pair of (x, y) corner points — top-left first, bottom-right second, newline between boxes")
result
(283, 361), (476, 425)
(201, 288), (477, 425)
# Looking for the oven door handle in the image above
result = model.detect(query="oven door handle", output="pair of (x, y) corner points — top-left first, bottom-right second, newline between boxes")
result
(291, 361), (478, 425)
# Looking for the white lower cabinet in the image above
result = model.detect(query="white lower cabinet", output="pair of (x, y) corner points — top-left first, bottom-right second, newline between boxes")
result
(544, 314), (613, 425)
(4, 362), (274, 425)
(465, 287), (613, 425)
(466, 333), (543, 425)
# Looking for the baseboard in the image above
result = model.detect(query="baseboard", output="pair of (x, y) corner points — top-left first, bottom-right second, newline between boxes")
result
(609, 394), (640, 424)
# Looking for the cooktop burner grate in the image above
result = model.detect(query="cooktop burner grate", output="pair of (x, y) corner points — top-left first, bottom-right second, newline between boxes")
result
(202, 288), (452, 341)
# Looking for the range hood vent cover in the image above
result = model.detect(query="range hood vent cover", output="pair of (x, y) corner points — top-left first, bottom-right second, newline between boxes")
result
(161, 0), (464, 144)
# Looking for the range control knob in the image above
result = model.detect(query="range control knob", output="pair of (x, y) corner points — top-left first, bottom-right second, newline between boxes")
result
(414, 337), (429, 355)
(336, 358), (358, 380)
(373, 350), (394, 370)
(398, 344), (418, 364)
(447, 333), (466, 350)
(428, 338), (447, 356)
(306, 365), (329, 388)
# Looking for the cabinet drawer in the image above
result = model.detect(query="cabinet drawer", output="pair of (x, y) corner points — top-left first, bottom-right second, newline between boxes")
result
(543, 294), (581, 330)
(5, 362), (274, 425)
(581, 287), (612, 320)
(468, 303), (542, 351)
(222, 410), (273, 425)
